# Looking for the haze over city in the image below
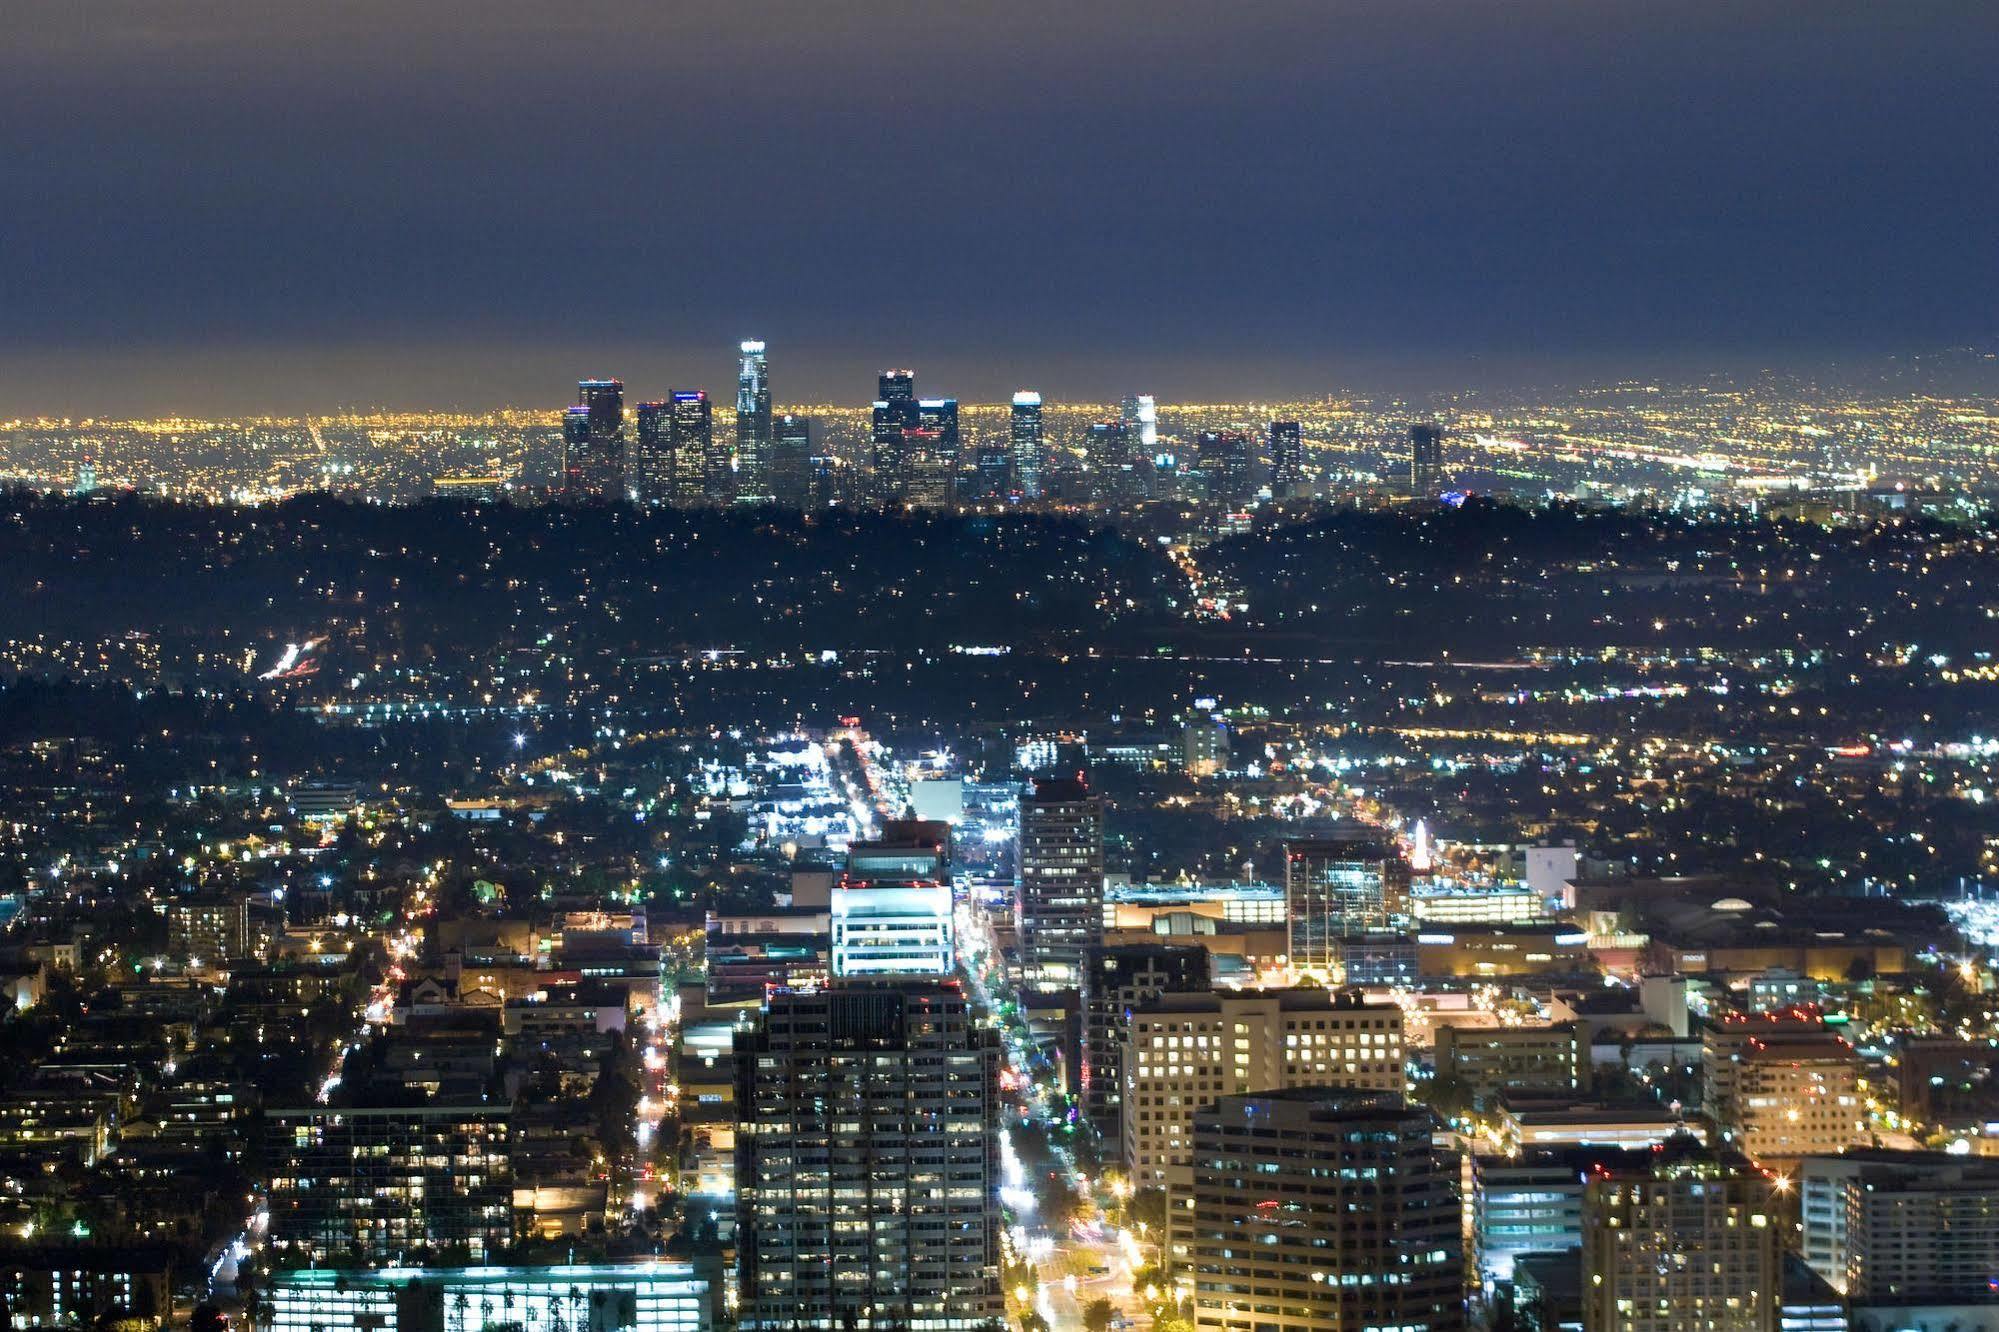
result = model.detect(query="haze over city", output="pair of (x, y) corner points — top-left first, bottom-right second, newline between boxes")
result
(4, 6), (1999, 1332)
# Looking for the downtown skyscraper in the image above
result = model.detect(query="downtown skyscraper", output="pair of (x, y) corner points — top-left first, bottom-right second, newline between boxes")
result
(1268, 419), (1303, 498)
(870, 370), (957, 507)
(734, 982), (1004, 1332)
(734, 339), (772, 504)
(563, 378), (625, 499)
(1009, 391), (1043, 500)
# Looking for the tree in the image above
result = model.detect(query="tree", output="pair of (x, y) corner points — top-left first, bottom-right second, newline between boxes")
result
(1081, 1298), (1115, 1332)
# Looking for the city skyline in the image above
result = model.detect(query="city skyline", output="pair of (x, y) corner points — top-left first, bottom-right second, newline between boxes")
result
(4, 2), (1996, 414)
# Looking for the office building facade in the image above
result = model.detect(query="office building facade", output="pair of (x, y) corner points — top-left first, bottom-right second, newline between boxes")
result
(734, 983), (1003, 1332)
(1016, 776), (1105, 985)
(734, 340), (772, 504)
(1010, 391), (1044, 499)
(1182, 1090), (1463, 1332)
(1283, 837), (1411, 979)
(1080, 942), (1210, 1146)
(1122, 988), (1405, 1192)
(1268, 420), (1303, 498)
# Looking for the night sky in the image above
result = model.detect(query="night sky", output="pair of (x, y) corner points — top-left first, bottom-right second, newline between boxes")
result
(3, 0), (1995, 414)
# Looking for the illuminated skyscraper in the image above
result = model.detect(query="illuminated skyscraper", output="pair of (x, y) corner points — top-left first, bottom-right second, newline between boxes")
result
(1016, 775), (1104, 984)
(1120, 394), (1158, 454)
(734, 982), (1004, 1332)
(563, 378), (625, 499)
(1010, 391), (1043, 500)
(1410, 422), (1444, 495)
(734, 339), (772, 504)
(669, 391), (712, 506)
(633, 401), (674, 503)
(871, 369), (919, 502)
(771, 412), (811, 509)
(1268, 420), (1303, 498)
(908, 398), (959, 508)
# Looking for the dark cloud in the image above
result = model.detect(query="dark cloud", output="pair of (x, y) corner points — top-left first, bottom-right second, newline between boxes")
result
(1, 0), (1994, 413)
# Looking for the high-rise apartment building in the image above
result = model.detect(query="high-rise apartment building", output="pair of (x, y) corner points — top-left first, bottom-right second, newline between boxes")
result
(1080, 942), (1210, 1147)
(1410, 422), (1443, 496)
(1010, 391), (1044, 500)
(1182, 1090), (1463, 1332)
(1268, 420), (1303, 498)
(734, 339), (772, 504)
(771, 412), (811, 509)
(1122, 987), (1406, 1192)
(1581, 1143), (1779, 1332)
(734, 982), (1003, 1332)
(266, 1104), (514, 1265)
(1016, 775), (1105, 985)
(1283, 837), (1412, 980)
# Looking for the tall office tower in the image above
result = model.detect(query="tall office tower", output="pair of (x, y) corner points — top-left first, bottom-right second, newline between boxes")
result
(564, 379), (626, 499)
(771, 412), (811, 509)
(1016, 775), (1105, 985)
(633, 400), (674, 503)
(1410, 422), (1444, 496)
(871, 370), (919, 502)
(1122, 988), (1406, 1192)
(1182, 1090), (1464, 1332)
(1081, 942), (1209, 1147)
(1195, 428), (1253, 505)
(1582, 1143), (1779, 1332)
(265, 1104), (513, 1265)
(668, 391), (712, 506)
(1284, 836), (1412, 980)
(1799, 1150), (1999, 1300)
(1120, 394), (1158, 455)
(1087, 419), (1139, 508)
(1268, 419), (1303, 498)
(1008, 391), (1044, 500)
(906, 397), (960, 507)
(734, 339), (772, 504)
(831, 831), (955, 977)
(734, 982), (1004, 1332)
